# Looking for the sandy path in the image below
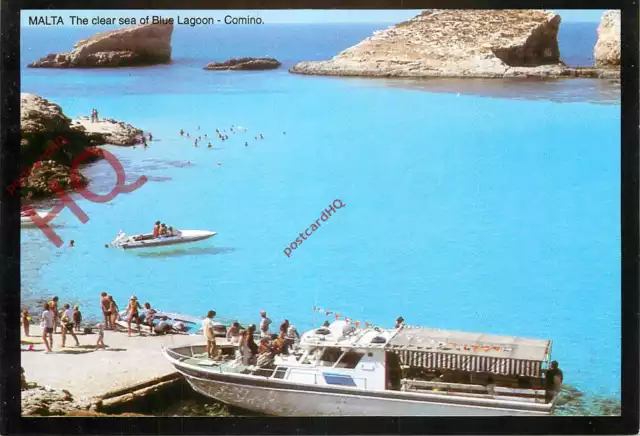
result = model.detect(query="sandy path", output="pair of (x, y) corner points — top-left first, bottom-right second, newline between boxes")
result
(21, 325), (203, 399)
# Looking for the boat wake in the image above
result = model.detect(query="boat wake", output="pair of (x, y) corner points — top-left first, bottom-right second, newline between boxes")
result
(133, 246), (235, 258)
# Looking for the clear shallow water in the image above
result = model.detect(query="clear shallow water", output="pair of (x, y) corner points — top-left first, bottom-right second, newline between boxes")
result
(20, 22), (620, 403)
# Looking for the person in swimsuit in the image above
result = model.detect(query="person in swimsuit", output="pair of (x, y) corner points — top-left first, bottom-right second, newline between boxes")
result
(143, 302), (157, 334)
(40, 302), (54, 353)
(22, 309), (30, 337)
(108, 296), (119, 330)
(49, 296), (59, 334)
(153, 221), (161, 238)
(73, 305), (82, 332)
(126, 296), (142, 336)
(60, 304), (80, 347)
(100, 292), (111, 330)
(95, 323), (105, 350)
(226, 321), (242, 345)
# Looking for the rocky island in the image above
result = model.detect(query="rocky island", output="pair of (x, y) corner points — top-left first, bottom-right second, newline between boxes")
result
(28, 23), (173, 68)
(20, 93), (144, 198)
(594, 10), (621, 67)
(203, 57), (281, 71)
(290, 9), (620, 79)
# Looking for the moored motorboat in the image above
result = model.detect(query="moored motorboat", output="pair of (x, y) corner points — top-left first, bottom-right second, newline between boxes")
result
(163, 321), (559, 416)
(108, 229), (216, 250)
(21, 211), (49, 227)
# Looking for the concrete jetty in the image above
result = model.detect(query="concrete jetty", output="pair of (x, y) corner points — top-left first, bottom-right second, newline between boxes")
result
(21, 324), (203, 409)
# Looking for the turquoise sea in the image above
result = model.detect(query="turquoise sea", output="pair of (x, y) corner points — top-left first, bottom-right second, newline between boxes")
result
(20, 21), (620, 407)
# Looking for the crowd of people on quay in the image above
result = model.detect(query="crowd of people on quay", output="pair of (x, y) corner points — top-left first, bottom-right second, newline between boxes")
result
(24, 293), (408, 368)
(201, 309), (301, 367)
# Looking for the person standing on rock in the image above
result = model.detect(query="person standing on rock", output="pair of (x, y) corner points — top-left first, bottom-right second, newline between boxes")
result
(94, 109), (99, 122)
(40, 302), (54, 353)
(90, 109), (95, 123)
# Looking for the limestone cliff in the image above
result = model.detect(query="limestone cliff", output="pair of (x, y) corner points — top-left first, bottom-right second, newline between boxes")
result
(594, 10), (621, 67)
(28, 23), (173, 68)
(290, 10), (615, 79)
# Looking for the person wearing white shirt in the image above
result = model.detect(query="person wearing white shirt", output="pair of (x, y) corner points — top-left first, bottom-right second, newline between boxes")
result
(259, 311), (272, 338)
(40, 302), (54, 353)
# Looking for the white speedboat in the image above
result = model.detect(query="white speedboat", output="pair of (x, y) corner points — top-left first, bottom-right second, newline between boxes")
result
(108, 229), (216, 250)
(21, 211), (49, 227)
(163, 321), (559, 416)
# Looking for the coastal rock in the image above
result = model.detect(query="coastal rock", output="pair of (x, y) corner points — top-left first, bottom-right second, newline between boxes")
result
(22, 385), (95, 416)
(21, 93), (74, 133)
(20, 93), (141, 199)
(71, 117), (144, 146)
(594, 10), (621, 67)
(22, 160), (89, 199)
(204, 57), (281, 71)
(290, 10), (618, 79)
(28, 23), (173, 68)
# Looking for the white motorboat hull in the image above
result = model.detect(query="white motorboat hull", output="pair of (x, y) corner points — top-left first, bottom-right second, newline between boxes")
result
(181, 371), (550, 417)
(163, 346), (552, 417)
(21, 213), (49, 227)
(116, 230), (216, 250)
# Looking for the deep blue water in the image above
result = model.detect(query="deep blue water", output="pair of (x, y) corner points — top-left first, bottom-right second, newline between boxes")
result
(20, 21), (620, 405)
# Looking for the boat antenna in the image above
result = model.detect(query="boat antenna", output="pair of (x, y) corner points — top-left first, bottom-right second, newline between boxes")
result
(312, 294), (317, 327)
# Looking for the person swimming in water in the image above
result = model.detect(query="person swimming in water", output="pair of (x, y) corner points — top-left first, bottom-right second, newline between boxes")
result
(260, 134), (264, 140)
(195, 139), (198, 147)
(245, 142), (248, 147)
(180, 129), (184, 136)
(208, 142), (212, 148)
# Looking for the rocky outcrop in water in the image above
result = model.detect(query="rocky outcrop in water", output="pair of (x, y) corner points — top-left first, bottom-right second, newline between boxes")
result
(28, 23), (173, 68)
(19, 93), (142, 199)
(290, 10), (618, 79)
(71, 117), (144, 146)
(204, 57), (281, 71)
(594, 10), (621, 67)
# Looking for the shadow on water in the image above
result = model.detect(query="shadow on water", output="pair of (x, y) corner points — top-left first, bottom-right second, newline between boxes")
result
(133, 246), (236, 258)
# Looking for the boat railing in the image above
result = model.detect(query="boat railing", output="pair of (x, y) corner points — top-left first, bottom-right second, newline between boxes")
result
(401, 379), (547, 403)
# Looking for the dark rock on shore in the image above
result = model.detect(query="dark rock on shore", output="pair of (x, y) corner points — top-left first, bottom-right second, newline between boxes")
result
(28, 23), (173, 68)
(204, 57), (281, 71)
(22, 384), (99, 416)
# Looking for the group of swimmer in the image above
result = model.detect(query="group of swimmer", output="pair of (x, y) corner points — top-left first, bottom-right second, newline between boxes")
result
(179, 125), (270, 148)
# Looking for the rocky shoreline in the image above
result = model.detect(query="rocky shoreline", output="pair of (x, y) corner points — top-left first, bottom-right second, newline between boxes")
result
(204, 57), (281, 71)
(28, 23), (173, 68)
(289, 9), (620, 80)
(20, 93), (145, 199)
